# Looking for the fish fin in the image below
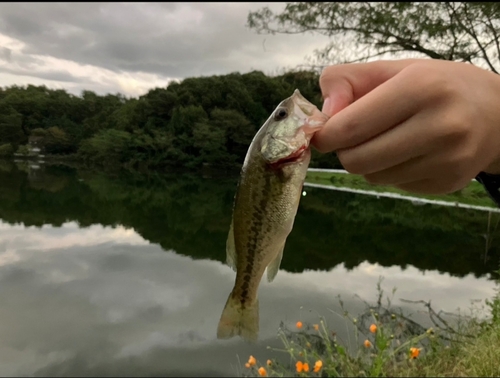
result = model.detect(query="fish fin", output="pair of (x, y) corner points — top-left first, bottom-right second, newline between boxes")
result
(217, 294), (259, 342)
(226, 221), (237, 272)
(266, 244), (285, 283)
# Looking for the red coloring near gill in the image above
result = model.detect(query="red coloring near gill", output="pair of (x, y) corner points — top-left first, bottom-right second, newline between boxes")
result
(268, 145), (307, 170)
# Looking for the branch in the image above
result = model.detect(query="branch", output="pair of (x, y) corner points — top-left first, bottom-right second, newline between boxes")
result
(381, 36), (447, 60)
(454, 3), (498, 73)
(296, 48), (407, 72)
(444, 3), (459, 60)
(483, 16), (500, 68)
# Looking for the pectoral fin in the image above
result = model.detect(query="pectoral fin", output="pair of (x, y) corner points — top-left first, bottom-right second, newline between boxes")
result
(266, 244), (285, 282)
(226, 220), (237, 272)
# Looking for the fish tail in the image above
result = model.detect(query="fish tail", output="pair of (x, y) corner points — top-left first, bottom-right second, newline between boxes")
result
(217, 293), (259, 342)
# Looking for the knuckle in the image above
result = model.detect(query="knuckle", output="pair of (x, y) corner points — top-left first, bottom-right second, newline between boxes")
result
(319, 67), (334, 91)
(336, 122), (355, 145)
(451, 148), (476, 173)
(319, 66), (338, 86)
(364, 174), (382, 185)
(312, 142), (331, 154)
(403, 63), (458, 103)
(334, 117), (365, 149)
(438, 159), (474, 193)
(435, 111), (471, 144)
(438, 178), (467, 194)
(338, 150), (365, 174)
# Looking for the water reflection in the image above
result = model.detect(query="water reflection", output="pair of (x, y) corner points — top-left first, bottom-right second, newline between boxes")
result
(1, 162), (500, 277)
(0, 221), (497, 376)
(0, 162), (499, 376)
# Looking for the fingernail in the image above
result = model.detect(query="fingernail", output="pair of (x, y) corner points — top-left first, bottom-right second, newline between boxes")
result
(322, 97), (332, 116)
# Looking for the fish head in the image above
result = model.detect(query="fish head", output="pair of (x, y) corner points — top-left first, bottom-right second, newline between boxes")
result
(260, 89), (328, 167)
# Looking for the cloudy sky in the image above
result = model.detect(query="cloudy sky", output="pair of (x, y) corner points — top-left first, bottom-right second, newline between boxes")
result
(0, 2), (331, 98)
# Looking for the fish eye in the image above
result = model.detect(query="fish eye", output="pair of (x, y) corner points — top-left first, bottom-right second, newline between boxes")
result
(274, 108), (288, 121)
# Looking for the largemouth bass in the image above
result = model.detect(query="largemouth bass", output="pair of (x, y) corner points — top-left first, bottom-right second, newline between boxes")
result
(217, 89), (328, 342)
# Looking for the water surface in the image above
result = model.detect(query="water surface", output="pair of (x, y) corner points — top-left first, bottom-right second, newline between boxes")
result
(0, 161), (498, 376)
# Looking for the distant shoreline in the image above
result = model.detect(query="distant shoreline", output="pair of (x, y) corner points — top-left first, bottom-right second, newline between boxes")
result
(305, 170), (497, 209)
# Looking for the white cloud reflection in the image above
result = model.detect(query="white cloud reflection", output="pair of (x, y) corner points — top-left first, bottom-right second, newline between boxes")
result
(0, 221), (496, 376)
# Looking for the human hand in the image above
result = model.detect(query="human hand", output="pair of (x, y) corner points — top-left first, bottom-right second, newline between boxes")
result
(312, 59), (500, 194)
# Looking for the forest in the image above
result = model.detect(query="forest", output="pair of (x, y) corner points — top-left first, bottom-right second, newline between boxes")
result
(0, 70), (341, 171)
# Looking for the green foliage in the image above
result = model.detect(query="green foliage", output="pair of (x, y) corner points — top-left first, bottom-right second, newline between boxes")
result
(306, 171), (496, 208)
(243, 284), (500, 377)
(248, 2), (500, 73)
(0, 104), (26, 147)
(0, 70), (343, 170)
(43, 127), (73, 154)
(16, 144), (29, 156)
(31, 128), (48, 137)
(0, 165), (499, 278)
(0, 143), (14, 157)
(78, 129), (132, 165)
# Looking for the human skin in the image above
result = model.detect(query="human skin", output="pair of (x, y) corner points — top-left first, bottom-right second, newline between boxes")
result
(312, 59), (500, 194)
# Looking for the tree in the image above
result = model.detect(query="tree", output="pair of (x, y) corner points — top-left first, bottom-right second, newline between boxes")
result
(43, 127), (73, 155)
(248, 2), (500, 73)
(0, 105), (26, 147)
(77, 129), (132, 166)
(209, 108), (256, 163)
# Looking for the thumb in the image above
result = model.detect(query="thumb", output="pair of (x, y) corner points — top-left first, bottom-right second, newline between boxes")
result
(319, 59), (421, 117)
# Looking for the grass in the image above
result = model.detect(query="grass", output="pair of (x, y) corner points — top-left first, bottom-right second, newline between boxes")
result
(305, 171), (496, 208)
(240, 277), (500, 377)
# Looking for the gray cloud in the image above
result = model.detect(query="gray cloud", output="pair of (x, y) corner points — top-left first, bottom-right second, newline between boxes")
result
(0, 2), (330, 93)
(1, 47), (11, 62)
(0, 66), (84, 83)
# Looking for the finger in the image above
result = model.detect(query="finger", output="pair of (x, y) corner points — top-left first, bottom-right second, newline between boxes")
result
(394, 179), (438, 194)
(395, 178), (468, 195)
(335, 112), (436, 175)
(363, 155), (431, 186)
(314, 61), (427, 153)
(319, 59), (421, 115)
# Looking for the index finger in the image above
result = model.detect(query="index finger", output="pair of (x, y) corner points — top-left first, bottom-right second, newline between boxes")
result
(312, 59), (426, 153)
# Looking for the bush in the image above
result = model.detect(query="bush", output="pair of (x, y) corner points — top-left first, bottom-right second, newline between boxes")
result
(43, 127), (73, 154)
(16, 145), (29, 156)
(0, 143), (14, 157)
(31, 128), (48, 137)
(77, 129), (132, 166)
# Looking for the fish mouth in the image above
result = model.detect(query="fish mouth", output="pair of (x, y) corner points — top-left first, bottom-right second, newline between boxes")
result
(268, 145), (308, 169)
(292, 89), (316, 117)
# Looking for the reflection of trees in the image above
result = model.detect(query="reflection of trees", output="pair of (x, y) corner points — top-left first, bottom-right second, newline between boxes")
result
(0, 164), (499, 279)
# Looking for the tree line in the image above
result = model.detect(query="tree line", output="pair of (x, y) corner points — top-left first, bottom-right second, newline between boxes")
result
(0, 70), (341, 171)
(1, 161), (498, 277)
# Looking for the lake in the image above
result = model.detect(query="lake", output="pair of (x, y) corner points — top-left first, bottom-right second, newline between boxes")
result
(0, 160), (498, 376)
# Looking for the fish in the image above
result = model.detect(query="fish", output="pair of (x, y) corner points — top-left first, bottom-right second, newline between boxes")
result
(216, 89), (328, 342)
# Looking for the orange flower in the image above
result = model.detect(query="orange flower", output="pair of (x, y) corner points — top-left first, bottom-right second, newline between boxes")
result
(364, 339), (372, 348)
(303, 363), (310, 372)
(313, 360), (323, 373)
(313, 324), (319, 331)
(245, 363), (250, 368)
(296, 321), (303, 329)
(296, 361), (304, 373)
(258, 367), (267, 377)
(410, 347), (421, 359)
(369, 324), (377, 333)
(248, 355), (256, 366)
(266, 359), (272, 366)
